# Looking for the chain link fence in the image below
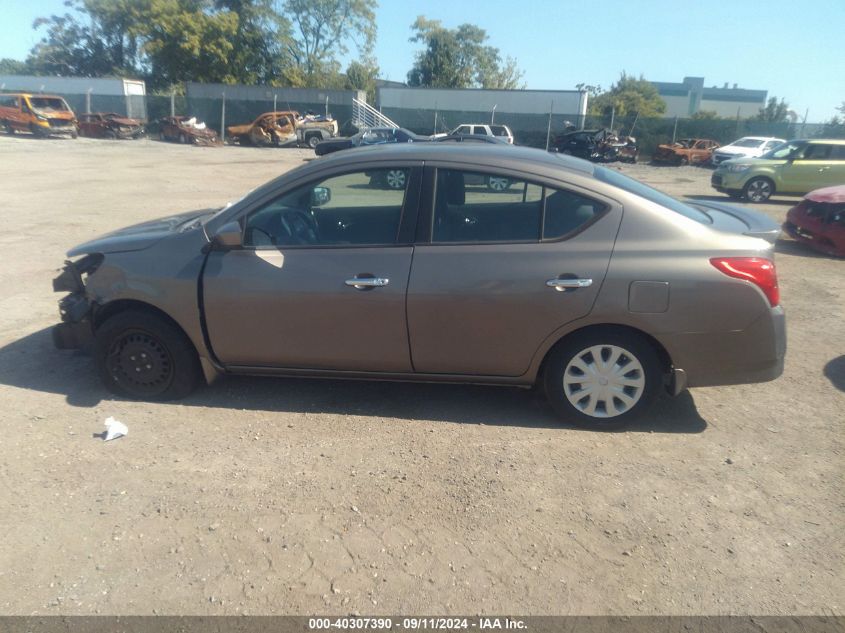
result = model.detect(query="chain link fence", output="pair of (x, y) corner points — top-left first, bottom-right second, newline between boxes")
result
(145, 94), (358, 139)
(5, 83), (843, 156)
(383, 106), (845, 157)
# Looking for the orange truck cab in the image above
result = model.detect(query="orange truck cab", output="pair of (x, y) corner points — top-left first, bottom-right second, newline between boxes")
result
(0, 93), (78, 138)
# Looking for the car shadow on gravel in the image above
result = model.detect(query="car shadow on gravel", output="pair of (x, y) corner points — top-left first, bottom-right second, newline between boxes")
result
(823, 356), (845, 392)
(0, 327), (707, 433)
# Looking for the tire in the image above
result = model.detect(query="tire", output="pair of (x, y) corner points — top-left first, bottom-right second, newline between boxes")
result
(4, 120), (15, 135)
(743, 177), (774, 203)
(104, 130), (116, 139)
(307, 134), (321, 149)
(179, 133), (187, 144)
(543, 329), (662, 430)
(486, 176), (512, 191)
(70, 130), (78, 139)
(385, 168), (407, 190)
(94, 310), (201, 401)
(678, 156), (689, 166)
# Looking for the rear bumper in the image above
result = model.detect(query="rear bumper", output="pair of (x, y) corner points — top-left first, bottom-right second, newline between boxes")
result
(663, 306), (786, 388)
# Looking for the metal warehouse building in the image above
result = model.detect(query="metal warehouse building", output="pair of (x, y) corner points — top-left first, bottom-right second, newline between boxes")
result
(0, 75), (147, 119)
(651, 76), (767, 118)
(376, 86), (589, 138)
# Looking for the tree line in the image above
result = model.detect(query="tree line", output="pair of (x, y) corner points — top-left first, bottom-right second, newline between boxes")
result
(0, 0), (525, 99)
(2, 2), (837, 128)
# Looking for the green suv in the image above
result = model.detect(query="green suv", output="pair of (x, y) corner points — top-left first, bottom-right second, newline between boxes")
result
(711, 139), (845, 202)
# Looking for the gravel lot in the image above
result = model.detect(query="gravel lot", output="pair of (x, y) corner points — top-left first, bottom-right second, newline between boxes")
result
(0, 136), (842, 616)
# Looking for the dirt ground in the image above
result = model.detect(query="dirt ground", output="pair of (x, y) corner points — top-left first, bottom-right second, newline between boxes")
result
(0, 135), (842, 616)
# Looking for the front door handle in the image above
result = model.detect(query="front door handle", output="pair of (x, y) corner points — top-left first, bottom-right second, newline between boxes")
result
(546, 278), (593, 291)
(345, 276), (389, 290)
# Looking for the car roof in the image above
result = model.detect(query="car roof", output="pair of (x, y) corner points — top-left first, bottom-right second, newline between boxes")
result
(5, 93), (66, 99)
(734, 136), (783, 141)
(315, 142), (595, 176)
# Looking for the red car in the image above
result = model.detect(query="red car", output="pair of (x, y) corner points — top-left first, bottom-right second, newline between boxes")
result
(783, 185), (845, 257)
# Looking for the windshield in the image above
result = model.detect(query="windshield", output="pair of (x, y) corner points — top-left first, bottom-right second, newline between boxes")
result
(760, 140), (805, 159)
(29, 97), (69, 112)
(732, 138), (766, 149)
(594, 165), (711, 224)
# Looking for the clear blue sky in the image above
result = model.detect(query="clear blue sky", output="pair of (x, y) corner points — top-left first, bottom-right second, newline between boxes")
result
(2, 0), (844, 120)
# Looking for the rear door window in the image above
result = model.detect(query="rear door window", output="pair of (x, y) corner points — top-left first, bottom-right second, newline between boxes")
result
(432, 169), (606, 243)
(803, 144), (833, 160)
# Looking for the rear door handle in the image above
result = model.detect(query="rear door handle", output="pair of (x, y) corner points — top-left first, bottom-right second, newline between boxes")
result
(345, 276), (389, 290)
(546, 278), (593, 291)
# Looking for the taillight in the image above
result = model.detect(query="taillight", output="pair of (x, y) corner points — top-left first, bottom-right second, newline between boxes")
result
(710, 257), (779, 307)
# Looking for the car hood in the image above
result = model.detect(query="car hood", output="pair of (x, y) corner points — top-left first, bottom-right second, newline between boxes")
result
(689, 199), (782, 243)
(67, 210), (216, 256)
(716, 146), (761, 156)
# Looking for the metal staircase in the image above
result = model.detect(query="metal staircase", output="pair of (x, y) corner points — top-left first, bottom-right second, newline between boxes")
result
(352, 97), (399, 129)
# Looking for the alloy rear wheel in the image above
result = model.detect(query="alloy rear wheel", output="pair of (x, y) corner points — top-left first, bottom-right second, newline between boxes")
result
(744, 177), (774, 203)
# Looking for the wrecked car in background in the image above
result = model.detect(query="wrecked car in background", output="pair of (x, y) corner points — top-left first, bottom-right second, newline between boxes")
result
(78, 112), (145, 139)
(158, 116), (219, 145)
(315, 126), (425, 156)
(551, 128), (638, 163)
(227, 112), (296, 146)
(227, 111), (337, 147)
(652, 138), (720, 165)
(0, 93), (78, 138)
(783, 185), (845, 257)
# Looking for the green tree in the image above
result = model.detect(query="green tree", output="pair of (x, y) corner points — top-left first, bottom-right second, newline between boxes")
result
(818, 102), (845, 138)
(0, 58), (30, 74)
(690, 110), (719, 120)
(344, 58), (379, 102)
(283, 0), (377, 87)
(575, 83), (602, 98)
(27, 0), (145, 77)
(142, 1), (239, 88)
(589, 72), (666, 118)
(407, 16), (524, 89)
(753, 97), (790, 123)
(214, 0), (293, 84)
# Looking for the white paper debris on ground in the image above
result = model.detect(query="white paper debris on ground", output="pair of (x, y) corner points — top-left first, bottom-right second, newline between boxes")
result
(103, 417), (128, 441)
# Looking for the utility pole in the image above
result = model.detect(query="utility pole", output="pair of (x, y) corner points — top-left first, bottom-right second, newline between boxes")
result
(545, 101), (554, 151)
(491, 104), (497, 124)
(221, 92), (226, 144)
(170, 91), (175, 117)
(672, 116), (679, 144)
(609, 106), (615, 132)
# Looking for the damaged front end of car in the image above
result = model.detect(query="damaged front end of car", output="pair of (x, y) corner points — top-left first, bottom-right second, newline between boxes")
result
(51, 253), (103, 349)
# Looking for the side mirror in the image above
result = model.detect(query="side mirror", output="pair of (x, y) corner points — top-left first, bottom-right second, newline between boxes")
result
(311, 186), (331, 207)
(213, 220), (243, 249)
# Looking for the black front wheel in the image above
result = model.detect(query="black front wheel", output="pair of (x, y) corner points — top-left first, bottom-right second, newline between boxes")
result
(94, 310), (201, 400)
